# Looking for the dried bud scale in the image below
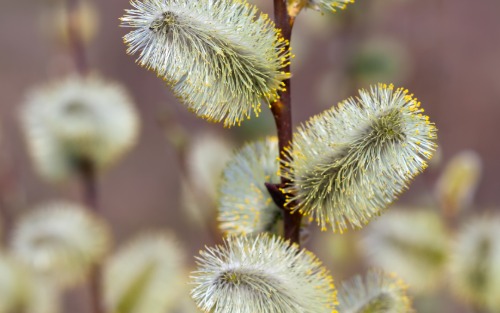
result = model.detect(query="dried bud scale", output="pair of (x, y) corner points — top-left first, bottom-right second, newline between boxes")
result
(191, 234), (337, 313)
(282, 83), (437, 233)
(121, 0), (291, 127)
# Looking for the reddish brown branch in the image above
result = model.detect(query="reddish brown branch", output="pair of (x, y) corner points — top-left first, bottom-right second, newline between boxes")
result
(268, 0), (302, 245)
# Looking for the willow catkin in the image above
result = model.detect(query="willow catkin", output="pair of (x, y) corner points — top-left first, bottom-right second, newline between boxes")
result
(121, 0), (291, 127)
(218, 137), (282, 236)
(11, 201), (111, 287)
(21, 75), (139, 182)
(190, 234), (337, 313)
(435, 150), (482, 215)
(282, 83), (437, 233)
(104, 232), (186, 313)
(287, 0), (355, 16)
(0, 254), (27, 313)
(308, 0), (355, 13)
(450, 216), (500, 311)
(363, 209), (449, 292)
(338, 269), (412, 313)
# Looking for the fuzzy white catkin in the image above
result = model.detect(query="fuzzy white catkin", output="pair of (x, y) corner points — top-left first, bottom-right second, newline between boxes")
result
(338, 269), (412, 313)
(182, 133), (234, 229)
(450, 216), (500, 311)
(435, 150), (482, 214)
(104, 232), (186, 313)
(191, 234), (337, 313)
(0, 254), (62, 313)
(282, 83), (437, 233)
(11, 201), (111, 287)
(21, 75), (139, 182)
(307, 0), (355, 13)
(0, 254), (27, 313)
(24, 276), (61, 313)
(186, 133), (233, 202)
(363, 209), (449, 293)
(121, 0), (291, 127)
(287, 0), (355, 17)
(218, 137), (282, 235)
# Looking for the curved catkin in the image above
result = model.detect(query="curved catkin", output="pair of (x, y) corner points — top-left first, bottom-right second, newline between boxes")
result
(287, 0), (354, 16)
(190, 234), (337, 313)
(435, 150), (482, 215)
(11, 201), (111, 287)
(450, 216), (500, 311)
(218, 137), (282, 235)
(104, 233), (186, 313)
(363, 209), (449, 292)
(21, 75), (139, 183)
(307, 0), (355, 14)
(0, 254), (28, 313)
(0, 255), (62, 313)
(121, 0), (291, 127)
(282, 84), (437, 233)
(338, 269), (412, 313)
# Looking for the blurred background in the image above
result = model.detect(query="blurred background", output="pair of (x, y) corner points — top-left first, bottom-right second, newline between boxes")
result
(0, 0), (499, 312)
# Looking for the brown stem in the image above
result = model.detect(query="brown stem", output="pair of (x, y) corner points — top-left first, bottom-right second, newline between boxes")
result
(65, 0), (100, 310)
(78, 159), (97, 211)
(77, 158), (103, 313)
(0, 142), (20, 246)
(0, 198), (13, 246)
(268, 0), (302, 245)
(67, 0), (88, 75)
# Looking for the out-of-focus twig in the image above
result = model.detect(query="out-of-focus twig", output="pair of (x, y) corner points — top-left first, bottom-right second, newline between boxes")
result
(77, 158), (103, 313)
(67, 0), (88, 75)
(65, 0), (102, 312)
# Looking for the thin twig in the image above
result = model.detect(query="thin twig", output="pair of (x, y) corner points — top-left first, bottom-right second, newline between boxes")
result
(65, 0), (101, 311)
(0, 141), (20, 246)
(67, 0), (88, 74)
(78, 159), (97, 210)
(77, 158), (103, 313)
(0, 194), (13, 246)
(267, 0), (302, 245)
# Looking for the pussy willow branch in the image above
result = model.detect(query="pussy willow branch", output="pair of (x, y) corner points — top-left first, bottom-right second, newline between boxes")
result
(266, 0), (302, 245)
(65, 1), (102, 312)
